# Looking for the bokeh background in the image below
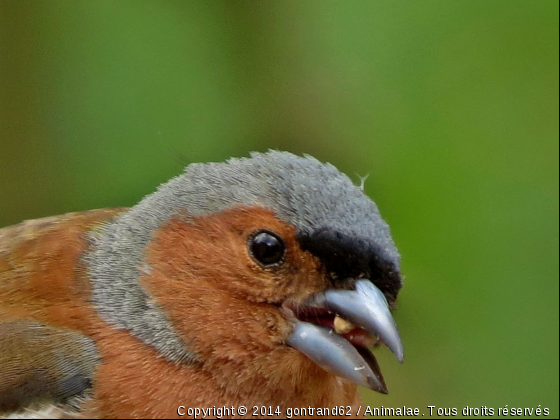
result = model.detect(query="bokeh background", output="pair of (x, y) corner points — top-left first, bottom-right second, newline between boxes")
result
(1, 1), (558, 418)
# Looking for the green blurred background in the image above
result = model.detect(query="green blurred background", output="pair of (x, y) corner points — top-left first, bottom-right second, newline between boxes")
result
(1, 1), (558, 418)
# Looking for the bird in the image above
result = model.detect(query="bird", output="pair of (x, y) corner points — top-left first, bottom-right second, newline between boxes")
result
(0, 151), (404, 418)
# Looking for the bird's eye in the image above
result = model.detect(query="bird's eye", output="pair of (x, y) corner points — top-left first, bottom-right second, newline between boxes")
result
(248, 230), (286, 267)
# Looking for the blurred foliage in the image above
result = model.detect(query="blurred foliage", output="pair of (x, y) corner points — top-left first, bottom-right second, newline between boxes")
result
(0, 1), (558, 418)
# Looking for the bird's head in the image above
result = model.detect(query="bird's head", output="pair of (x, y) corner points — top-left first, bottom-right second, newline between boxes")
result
(87, 151), (403, 396)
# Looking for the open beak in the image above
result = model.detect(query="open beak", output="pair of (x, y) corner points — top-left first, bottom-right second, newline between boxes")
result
(285, 280), (403, 393)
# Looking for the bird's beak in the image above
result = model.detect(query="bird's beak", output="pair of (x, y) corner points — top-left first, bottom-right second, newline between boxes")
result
(285, 280), (403, 393)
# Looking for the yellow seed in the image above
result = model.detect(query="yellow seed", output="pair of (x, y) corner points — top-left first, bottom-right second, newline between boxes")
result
(333, 315), (356, 334)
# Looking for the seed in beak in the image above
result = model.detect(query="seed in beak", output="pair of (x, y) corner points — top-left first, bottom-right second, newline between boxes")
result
(334, 315), (356, 334)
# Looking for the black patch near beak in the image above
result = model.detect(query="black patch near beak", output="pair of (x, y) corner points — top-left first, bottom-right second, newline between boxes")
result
(298, 227), (402, 302)
(286, 228), (404, 392)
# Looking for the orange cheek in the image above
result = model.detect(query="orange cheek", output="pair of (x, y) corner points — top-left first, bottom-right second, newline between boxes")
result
(136, 206), (327, 357)
(142, 207), (323, 301)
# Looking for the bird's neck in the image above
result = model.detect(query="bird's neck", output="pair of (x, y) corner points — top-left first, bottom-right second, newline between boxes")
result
(86, 324), (361, 417)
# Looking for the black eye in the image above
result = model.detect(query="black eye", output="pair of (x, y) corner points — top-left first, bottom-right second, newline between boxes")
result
(248, 230), (286, 267)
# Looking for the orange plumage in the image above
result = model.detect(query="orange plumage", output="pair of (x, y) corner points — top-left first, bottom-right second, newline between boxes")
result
(0, 152), (404, 418)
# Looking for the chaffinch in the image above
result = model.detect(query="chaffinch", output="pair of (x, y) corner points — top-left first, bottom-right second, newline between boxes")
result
(0, 151), (404, 418)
